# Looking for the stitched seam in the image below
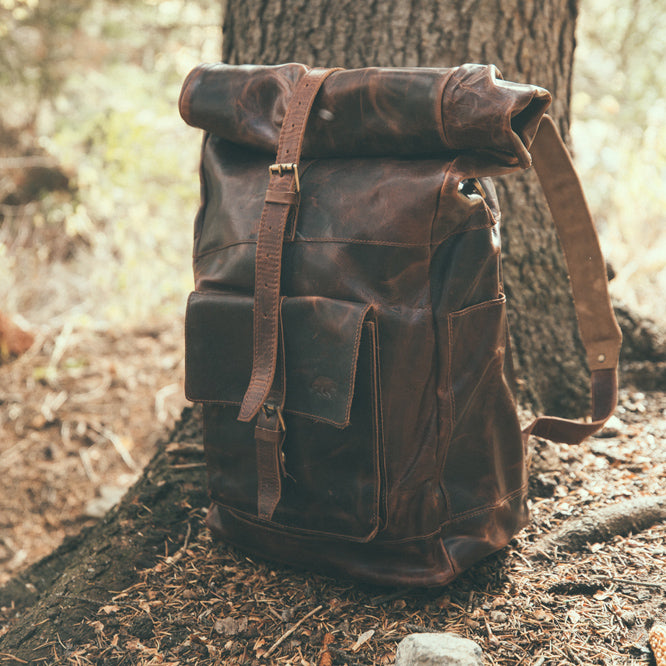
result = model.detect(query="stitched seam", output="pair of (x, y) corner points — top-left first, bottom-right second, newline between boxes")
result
(447, 484), (528, 523)
(186, 399), (358, 429)
(213, 481), (526, 546)
(192, 133), (211, 259)
(367, 319), (384, 531)
(194, 237), (433, 259)
(447, 312), (457, 427)
(449, 294), (506, 320)
(218, 505), (380, 543)
(340, 305), (372, 425)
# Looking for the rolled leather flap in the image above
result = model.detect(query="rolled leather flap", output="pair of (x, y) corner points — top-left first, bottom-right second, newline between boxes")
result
(179, 62), (551, 167)
(185, 291), (373, 427)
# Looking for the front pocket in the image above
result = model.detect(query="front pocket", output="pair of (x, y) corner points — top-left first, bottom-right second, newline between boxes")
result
(185, 291), (384, 541)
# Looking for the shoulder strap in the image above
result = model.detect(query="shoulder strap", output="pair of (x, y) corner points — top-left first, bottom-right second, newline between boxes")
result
(523, 114), (622, 445)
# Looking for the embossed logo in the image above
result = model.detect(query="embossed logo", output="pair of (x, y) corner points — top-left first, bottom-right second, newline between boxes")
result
(311, 376), (338, 400)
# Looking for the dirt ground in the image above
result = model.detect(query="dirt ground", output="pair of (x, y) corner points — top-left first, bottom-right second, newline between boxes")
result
(1, 324), (665, 664)
(0, 319), (188, 586)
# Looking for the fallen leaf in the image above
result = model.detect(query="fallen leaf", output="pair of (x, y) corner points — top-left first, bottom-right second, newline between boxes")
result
(351, 629), (374, 652)
(88, 620), (104, 633)
(214, 615), (248, 636)
(100, 604), (120, 614)
(318, 632), (335, 666)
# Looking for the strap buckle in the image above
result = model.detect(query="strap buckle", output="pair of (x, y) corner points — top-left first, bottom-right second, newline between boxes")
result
(269, 162), (300, 192)
(262, 402), (286, 432)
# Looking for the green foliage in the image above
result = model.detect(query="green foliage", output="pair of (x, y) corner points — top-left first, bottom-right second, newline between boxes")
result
(573, 0), (666, 319)
(1, 0), (220, 328)
(0, 0), (94, 117)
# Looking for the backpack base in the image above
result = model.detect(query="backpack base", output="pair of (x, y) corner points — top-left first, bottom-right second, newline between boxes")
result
(206, 490), (528, 587)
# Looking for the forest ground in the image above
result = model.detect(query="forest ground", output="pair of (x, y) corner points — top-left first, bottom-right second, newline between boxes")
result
(0, 329), (665, 665)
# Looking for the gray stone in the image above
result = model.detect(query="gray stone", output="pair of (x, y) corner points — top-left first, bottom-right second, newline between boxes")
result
(395, 633), (484, 666)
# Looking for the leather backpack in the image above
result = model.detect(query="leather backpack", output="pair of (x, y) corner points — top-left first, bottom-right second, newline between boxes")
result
(179, 63), (621, 586)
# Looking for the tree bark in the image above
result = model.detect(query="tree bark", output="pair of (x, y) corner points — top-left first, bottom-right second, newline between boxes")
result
(222, 0), (587, 416)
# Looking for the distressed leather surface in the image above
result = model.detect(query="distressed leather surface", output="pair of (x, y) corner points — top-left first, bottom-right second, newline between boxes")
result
(180, 63), (617, 586)
(186, 292), (373, 427)
(179, 62), (550, 167)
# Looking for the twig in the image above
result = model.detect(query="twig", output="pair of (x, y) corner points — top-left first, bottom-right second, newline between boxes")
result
(592, 576), (666, 591)
(0, 653), (28, 664)
(403, 623), (430, 633)
(567, 645), (585, 665)
(79, 448), (99, 483)
(88, 423), (140, 472)
(370, 588), (412, 604)
(164, 522), (193, 565)
(264, 604), (323, 657)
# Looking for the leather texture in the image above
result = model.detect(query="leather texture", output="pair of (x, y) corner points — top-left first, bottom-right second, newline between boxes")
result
(180, 63), (620, 586)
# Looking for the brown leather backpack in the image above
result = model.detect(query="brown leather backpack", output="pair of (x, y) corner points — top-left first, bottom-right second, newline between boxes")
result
(179, 63), (621, 586)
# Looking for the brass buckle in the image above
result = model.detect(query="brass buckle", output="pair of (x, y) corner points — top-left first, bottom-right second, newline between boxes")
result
(269, 163), (300, 192)
(262, 402), (286, 432)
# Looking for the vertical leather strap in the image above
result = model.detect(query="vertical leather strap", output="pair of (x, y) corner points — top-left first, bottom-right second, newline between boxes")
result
(254, 302), (287, 521)
(238, 67), (340, 520)
(238, 67), (339, 424)
(255, 404), (286, 520)
(523, 115), (622, 445)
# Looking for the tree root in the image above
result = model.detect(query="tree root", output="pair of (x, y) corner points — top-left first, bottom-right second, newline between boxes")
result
(532, 495), (666, 558)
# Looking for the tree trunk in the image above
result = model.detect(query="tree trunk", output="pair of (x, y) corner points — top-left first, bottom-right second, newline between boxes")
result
(0, 1), (595, 660)
(222, 0), (586, 416)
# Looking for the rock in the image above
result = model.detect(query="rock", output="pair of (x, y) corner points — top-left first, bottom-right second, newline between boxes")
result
(84, 485), (128, 518)
(592, 414), (623, 439)
(395, 633), (484, 666)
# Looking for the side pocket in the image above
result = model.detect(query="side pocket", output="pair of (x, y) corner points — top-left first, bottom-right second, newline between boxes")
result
(443, 296), (524, 518)
(186, 291), (384, 542)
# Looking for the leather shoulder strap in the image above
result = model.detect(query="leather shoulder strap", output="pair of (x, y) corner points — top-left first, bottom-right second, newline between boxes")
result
(524, 114), (622, 445)
(238, 67), (340, 423)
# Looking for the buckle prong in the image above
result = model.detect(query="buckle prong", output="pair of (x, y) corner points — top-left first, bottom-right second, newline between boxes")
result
(269, 163), (300, 192)
(262, 402), (286, 432)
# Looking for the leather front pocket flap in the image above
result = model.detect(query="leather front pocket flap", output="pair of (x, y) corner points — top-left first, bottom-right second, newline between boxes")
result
(185, 290), (373, 427)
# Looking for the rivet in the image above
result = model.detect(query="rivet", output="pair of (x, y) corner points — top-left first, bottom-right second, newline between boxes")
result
(597, 353), (606, 363)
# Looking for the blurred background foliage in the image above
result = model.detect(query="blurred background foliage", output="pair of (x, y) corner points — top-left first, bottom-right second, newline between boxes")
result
(0, 0), (220, 330)
(0, 0), (664, 333)
(572, 0), (666, 320)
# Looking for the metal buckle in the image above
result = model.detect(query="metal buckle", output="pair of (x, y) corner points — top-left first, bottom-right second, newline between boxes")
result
(262, 402), (286, 432)
(269, 162), (300, 192)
